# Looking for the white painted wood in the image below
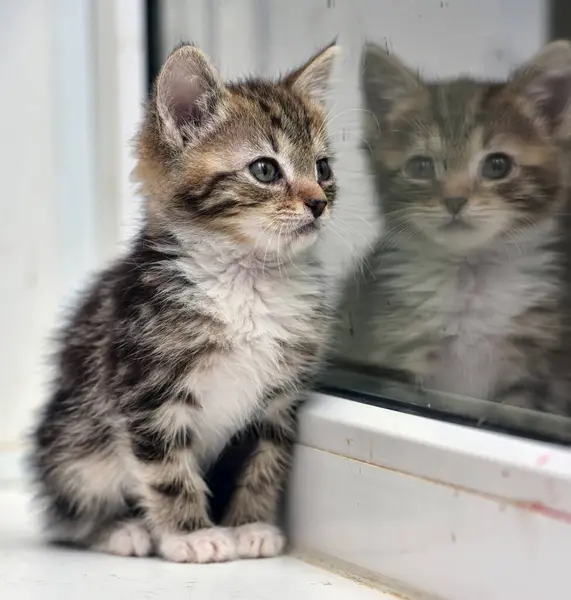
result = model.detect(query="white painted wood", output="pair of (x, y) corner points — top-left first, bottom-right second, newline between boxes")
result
(52, 0), (98, 298)
(291, 445), (571, 600)
(299, 394), (571, 512)
(290, 393), (571, 600)
(0, 0), (146, 447)
(0, 489), (400, 599)
(93, 0), (146, 250)
(0, 0), (93, 446)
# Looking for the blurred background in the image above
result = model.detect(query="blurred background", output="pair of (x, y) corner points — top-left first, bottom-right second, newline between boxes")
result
(0, 0), (567, 470)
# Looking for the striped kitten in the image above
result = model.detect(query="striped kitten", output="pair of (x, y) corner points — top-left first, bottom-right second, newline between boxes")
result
(30, 43), (338, 563)
(339, 41), (571, 418)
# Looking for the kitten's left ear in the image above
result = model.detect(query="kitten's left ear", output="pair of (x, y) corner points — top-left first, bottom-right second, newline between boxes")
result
(509, 40), (571, 138)
(284, 41), (340, 103)
(155, 44), (226, 148)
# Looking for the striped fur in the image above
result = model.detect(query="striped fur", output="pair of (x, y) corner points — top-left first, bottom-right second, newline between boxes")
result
(30, 43), (338, 562)
(337, 41), (571, 423)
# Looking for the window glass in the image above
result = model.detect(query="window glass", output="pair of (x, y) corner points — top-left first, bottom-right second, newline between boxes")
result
(152, 0), (571, 445)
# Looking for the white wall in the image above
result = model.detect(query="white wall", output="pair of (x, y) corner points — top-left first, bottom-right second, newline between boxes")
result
(1, 0), (63, 449)
(159, 0), (548, 282)
(0, 0), (144, 454)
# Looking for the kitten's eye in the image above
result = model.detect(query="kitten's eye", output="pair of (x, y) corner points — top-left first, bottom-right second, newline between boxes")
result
(249, 158), (281, 183)
(316, 158), (332, 182)
(481, 153), (513, 180)
(404, 156), (435, 180)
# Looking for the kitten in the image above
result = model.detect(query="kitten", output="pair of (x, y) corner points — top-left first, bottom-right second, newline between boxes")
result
(337, 41), (571, 421)
(30, 42), (339, 563)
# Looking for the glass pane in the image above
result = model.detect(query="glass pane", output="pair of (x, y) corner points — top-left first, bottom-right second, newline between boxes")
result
(327, 2), (571, 445)
(153, 0), (571, 444)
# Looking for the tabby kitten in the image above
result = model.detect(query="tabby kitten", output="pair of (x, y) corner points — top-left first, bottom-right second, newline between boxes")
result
(338, 41), (571, 416)
(30, 42), (339, 563)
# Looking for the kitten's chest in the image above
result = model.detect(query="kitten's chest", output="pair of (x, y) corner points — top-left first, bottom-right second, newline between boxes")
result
(388, 248), (551, 338)
(384, 250), (554, 396)
(428, 262), (530, 394)
(186, 264), (324, 464)
(427, 260), (532, 339)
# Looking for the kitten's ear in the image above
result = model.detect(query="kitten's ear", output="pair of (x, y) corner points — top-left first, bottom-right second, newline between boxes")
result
(155, 44), (225, 147)
(284, 42), (339, 103)
(509, 40), (571, 138)
(361, 43), (425, 126)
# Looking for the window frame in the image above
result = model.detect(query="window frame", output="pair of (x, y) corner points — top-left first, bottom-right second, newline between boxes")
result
(289, 392), (571, 600)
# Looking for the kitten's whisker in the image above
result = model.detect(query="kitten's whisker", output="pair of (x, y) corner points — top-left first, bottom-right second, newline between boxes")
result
(331, 219), (376, 254)
(327, 222), (376, 279)
(257, 220), (281, 276)
(286, 244), (312, 279)
(252, 218), (280, 258)
(276, 224), (286, 281)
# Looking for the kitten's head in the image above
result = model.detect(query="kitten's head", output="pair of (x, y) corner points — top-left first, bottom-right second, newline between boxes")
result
(135, 43), (339, 255)
(362, 41), (571, 252)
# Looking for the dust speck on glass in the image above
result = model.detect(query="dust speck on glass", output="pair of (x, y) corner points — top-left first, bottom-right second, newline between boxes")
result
(151, 0), (571, 445)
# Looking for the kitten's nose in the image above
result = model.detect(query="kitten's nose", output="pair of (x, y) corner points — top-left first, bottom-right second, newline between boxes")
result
(443, 196), (468, 216)
(304, 198), (328, 219)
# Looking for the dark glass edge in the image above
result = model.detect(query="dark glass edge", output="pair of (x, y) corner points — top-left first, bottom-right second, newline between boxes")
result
(317, 369), (571, 448)
(146, 0), (163, 93)
(318, 383), (570, 447)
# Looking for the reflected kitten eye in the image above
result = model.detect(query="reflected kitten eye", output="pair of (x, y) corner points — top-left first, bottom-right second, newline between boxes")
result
(316, 158), (332, 182)
(404, 156), (435, 180)
(481, 153), (513, 180)
(249, 158), (281, 183)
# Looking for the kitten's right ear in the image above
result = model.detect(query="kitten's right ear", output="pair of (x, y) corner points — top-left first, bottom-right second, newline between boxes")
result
(155, 44), (225, 147)
(508, 40), (571, 139)
(361, 43), (424, 129)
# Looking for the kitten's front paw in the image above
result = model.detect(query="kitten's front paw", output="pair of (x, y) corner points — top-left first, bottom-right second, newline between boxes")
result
(93, 521), (152, 557)
(158, 527), (237, 563)
(234, 523), (285, 559)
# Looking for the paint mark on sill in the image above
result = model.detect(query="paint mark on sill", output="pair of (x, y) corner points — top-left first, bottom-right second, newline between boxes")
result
(515, 501), (571, 525)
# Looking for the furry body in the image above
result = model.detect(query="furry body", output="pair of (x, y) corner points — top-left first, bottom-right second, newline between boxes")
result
(30, 43), (338, 562)
(338, 42), (571, 418)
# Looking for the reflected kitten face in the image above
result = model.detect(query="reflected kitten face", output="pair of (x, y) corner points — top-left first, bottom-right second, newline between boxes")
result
(135, 43), (339, 256)
(362, 42), (571, 252)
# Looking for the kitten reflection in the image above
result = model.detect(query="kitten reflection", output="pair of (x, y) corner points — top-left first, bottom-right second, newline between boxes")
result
(362, 43), (569, 254)
(337, 41), (571, 420)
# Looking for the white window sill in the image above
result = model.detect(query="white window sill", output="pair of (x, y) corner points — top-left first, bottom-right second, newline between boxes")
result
(289, 392), (571, 600)
(0, 488), (399, 599)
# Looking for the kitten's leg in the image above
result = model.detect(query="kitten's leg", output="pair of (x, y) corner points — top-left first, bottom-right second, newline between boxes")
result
(490, 319), (559, 421)
(35, 451), (152, 558)
(92, 519), (152, 557)
(128, 419), (236, 563)
(222, 392), (298, 559)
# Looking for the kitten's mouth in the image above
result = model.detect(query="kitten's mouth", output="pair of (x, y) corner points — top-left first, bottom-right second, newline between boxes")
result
(440, 218), (473, 232)
(293, 221), (319, 236)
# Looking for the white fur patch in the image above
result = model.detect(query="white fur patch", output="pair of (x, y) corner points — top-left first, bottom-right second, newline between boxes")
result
(234, 523), (285, 559)
(93, 522), (152, 557)
(158, 527), (237, 563)
(174, 244), (326, 466)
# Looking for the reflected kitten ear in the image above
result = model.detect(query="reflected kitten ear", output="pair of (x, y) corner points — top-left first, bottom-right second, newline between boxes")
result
(361, 43), (425, 128)
(155, 44), (225, 147)
(284, 41), (340, 103)
(509, 40), (571, 138)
